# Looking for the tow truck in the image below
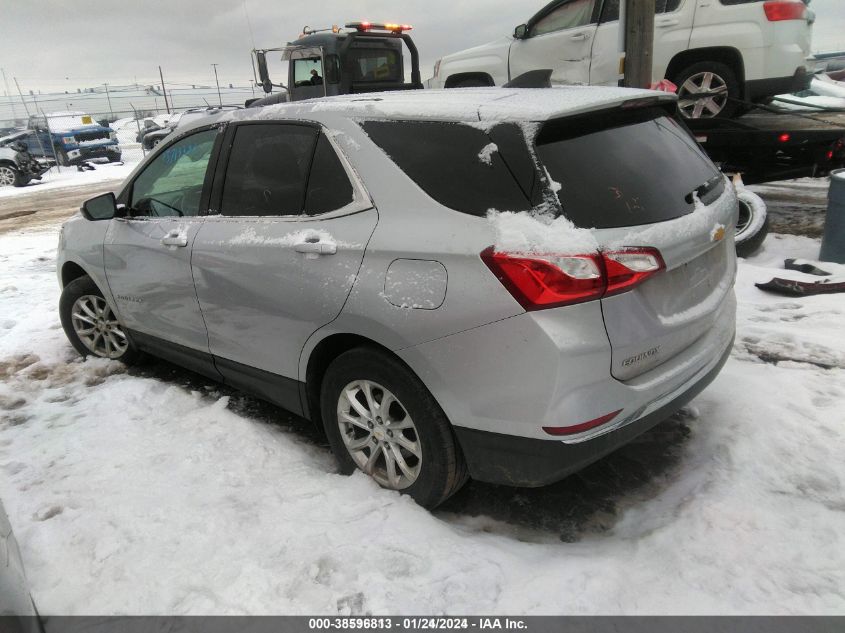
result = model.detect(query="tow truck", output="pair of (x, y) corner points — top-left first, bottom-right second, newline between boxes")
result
(246, 23), (844, 256)
(248, 21), (422, 107)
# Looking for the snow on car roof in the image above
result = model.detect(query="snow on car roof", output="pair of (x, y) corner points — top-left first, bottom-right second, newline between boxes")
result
(218, 86), (674, 127)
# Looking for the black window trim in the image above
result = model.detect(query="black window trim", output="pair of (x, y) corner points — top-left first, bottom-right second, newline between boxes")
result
(118, 123), (227, 219)
(206, 119), (372, 219)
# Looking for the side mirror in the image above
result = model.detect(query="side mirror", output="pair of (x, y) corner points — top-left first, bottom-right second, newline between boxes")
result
(514, 24), (529, 39)
(255, 51), (273, 94)
(81, 192), (118, 221)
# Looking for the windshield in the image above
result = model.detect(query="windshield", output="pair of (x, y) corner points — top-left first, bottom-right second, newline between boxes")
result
(348, 48), (401, 82)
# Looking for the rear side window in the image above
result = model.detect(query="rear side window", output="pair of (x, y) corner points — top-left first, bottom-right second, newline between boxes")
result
(220, 124), (317, 217)
(601, 0), (681, 21)
(536, 108), (721, 229)
(305, 134), (354, 215)
(361, 121), (533, 216)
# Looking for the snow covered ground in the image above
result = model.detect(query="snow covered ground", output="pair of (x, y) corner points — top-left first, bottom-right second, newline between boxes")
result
(0, 161), (139, 200)
(0, 226), (844, 614)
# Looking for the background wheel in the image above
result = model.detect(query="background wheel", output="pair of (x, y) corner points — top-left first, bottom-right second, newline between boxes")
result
(734, 188), (769, 258)
(320, 347), (468, 508)
(59, 276), (141, 363)
(673, 61), (741, 119)
(0, 164), (21, 187)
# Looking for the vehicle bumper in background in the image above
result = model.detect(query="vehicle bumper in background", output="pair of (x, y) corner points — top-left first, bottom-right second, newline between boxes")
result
(453, 334), (734, 487)
(66, 144), (121, 163)
(745, 67), (811, 102)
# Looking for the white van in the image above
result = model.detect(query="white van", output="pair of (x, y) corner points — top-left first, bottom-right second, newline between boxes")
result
(430, 0), (815, 118)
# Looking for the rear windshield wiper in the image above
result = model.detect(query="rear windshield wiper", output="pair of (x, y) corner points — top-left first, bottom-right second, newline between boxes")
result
(686, 175), (725, 206)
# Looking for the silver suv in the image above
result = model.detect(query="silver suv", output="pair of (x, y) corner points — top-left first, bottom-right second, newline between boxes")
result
(57, 88), (737, 508)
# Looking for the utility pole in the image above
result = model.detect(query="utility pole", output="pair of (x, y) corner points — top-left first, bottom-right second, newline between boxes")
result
(623, 0), (656, 89)
(158, 65), (171, 114)
(1, 68), (18, 120)
(211, 63), (222, 106)
(13, 77), (30, 116)
(103, 83), (114, 120)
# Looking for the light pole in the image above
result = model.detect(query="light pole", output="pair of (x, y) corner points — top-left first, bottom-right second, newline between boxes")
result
(103, 83), (114, 120)
(211, 63), (222, 106)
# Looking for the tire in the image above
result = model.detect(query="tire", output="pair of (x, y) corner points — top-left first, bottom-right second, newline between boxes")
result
(672, 61), (741, 119)
(59, 276), (142, 364)
(0, 164), (22, 187)
(734, 188), (769, 258)
(320, 347), (468, 508)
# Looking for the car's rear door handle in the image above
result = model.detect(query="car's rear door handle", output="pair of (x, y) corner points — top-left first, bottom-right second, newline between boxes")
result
(161, 230), (188, 247)
(570, 32), (592, 41)
(656, 18), (680, 28)
(294, 239), (337, 255)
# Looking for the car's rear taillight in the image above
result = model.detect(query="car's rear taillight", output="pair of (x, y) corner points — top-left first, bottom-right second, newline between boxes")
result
(481, 247), (665, 311)
(763, 1), (807, 21)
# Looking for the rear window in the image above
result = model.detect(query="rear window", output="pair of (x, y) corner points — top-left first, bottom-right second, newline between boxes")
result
(361, 121), (534, 216)
(535, 108), (722, 229)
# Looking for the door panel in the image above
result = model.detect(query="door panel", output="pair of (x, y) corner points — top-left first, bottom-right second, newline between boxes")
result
(510, 0), (600, 85)
(192, 123), (377, 383)
(104, 127), (221, 355)
(192, 212), (378, 380)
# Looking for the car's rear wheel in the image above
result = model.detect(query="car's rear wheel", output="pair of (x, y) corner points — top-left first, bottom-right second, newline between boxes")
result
(673, 62), (741, 119)
(734, 188), (769, 258)
(59, 276), (141, 363)
(320, 347), (468, 508)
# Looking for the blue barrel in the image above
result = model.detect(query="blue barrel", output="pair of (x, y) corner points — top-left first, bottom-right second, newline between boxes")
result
(820, 168), (845, 264)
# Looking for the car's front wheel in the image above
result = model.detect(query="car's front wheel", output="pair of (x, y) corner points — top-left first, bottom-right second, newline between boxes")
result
(59, 276), (141, 363)
(320, 348), (468, 508)
(0, 164), (22, 187)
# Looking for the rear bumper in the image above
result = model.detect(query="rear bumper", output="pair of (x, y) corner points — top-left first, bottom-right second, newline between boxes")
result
(454, 333), (733, 487)
(745, 67), (811, 102)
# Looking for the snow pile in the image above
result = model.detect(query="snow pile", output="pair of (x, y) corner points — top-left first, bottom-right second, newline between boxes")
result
(477, 143), (498, 166)
(487, 209), (598, 254)
(0, 227), (844, 615)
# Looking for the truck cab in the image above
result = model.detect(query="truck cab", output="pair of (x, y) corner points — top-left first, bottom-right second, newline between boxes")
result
(249, 21), (423, 107)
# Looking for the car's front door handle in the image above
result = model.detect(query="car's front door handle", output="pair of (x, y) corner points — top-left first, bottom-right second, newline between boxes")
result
(656, 19), (680, 28)
(161, 230), (188, 247)
(570, 32), (592, 41)
(293, 239), (337, 256)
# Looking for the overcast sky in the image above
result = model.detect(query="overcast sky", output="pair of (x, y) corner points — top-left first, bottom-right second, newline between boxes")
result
(1, 0), (843, 93)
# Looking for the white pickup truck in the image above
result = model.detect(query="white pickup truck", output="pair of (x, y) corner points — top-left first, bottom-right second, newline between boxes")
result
(429, 0), (815, 118)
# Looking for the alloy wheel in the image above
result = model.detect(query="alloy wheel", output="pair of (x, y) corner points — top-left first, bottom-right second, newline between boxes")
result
(336, 380), (422, 490)
(70, 295), (129, 359)
(0, 166), (16, 187)
(678, 71), (729, 119)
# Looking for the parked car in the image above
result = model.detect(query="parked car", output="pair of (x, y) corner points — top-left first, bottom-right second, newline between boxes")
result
(57, 87), (737, 508)
(141, 107), (239, 150)
(430, 0), (815, 119)
(0, 499), (41, 631)
(25, 111), (121, 165)
(0, 131), (50, 188)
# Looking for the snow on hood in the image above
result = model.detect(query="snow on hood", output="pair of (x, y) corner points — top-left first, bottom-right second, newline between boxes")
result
(45, 112), (108, 132)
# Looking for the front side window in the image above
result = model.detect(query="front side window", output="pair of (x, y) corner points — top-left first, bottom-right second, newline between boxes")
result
(362, 120), (534, 216)
(532, 0), (597, 36)
(130, 128), (218, 217)
(220, 124), (318, 217)
(293, 57), (324, 87)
